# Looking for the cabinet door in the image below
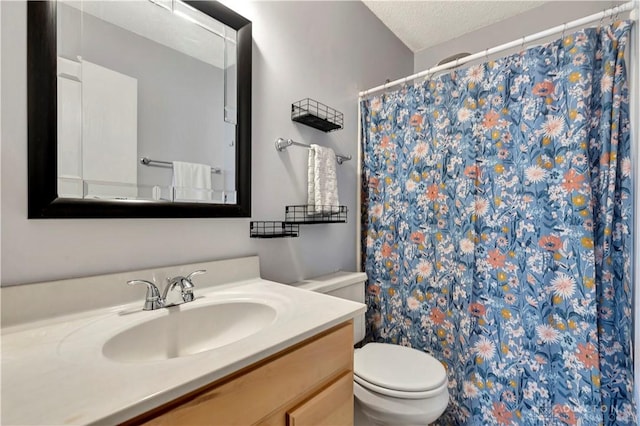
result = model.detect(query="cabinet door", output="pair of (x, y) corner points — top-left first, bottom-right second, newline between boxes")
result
(287, 372), (353, 426)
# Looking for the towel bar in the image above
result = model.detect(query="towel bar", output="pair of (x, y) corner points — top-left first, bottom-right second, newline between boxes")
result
(140, 157), (222, 174)
(274, 138), (351, 164)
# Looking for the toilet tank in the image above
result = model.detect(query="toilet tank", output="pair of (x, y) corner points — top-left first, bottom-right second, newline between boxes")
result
(293, 271), (367, 344)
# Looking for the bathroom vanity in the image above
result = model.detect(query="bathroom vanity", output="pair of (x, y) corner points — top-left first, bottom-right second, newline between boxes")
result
(0, 257), (365, 425)
(130, 322), (354, 425)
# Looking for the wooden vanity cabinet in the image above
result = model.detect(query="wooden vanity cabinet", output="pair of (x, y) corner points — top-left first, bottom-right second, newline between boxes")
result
(124, 321), (354, 426)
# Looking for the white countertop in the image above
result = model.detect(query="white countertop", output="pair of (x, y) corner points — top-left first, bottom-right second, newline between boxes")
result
(1, 278), (365, 425)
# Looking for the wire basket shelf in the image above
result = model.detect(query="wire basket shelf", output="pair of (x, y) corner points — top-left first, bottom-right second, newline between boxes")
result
(284, 205), (347, 224)
(291, 98), (343, 132)
(250, 221), (300, 238)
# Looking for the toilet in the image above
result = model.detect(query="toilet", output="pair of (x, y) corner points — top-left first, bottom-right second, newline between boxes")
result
(294, 272), (449, 425)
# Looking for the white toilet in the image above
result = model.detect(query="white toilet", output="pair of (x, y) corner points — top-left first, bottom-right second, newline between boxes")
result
(294, 272), (449, 426)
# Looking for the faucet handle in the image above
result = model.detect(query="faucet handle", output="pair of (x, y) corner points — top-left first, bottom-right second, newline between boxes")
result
(127, 280), (164, 310)
(179, 270), (205, 303)
(185, 269), (206, 282)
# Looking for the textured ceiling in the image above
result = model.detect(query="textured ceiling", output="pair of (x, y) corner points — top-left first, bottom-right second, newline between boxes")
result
(362, 1), (547, 52)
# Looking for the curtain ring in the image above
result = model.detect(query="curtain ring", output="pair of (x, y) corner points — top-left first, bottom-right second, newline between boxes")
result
(562, 23), (567, 40)
(521, 36), (526, 50)
(485, 48), (490, 61)
(599, 9), (605, 29)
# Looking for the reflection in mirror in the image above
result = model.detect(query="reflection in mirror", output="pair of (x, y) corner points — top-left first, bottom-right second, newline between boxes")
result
(56, 0), (237, 204)
(27, 0), (251, 218)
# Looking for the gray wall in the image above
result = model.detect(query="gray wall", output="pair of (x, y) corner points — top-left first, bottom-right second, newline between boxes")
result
(58, 3), (226, 190)
(0, 1), (413, 286)
(414, 1), (621, 73)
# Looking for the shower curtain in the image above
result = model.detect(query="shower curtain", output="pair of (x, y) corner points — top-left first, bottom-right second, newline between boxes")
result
(360, 22), (635, 425)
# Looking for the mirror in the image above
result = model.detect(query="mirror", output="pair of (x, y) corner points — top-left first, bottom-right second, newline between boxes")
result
(28, 0), (251, 218)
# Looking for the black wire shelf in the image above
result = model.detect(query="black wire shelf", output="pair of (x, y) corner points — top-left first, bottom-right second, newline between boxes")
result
(291, 98), (343, 132)
(250, 221), (300, 238)
(284, 205), (347, 224)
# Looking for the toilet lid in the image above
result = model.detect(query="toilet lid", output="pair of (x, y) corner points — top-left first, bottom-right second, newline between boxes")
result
(354, 343), (447, 393)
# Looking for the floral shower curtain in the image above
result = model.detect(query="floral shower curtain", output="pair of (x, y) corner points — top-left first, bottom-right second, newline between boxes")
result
(360, 22), (635, 425)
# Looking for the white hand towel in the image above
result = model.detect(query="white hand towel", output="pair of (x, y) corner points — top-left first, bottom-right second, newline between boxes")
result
(307, 144), (339, 214)
(172, 161), (212, 202)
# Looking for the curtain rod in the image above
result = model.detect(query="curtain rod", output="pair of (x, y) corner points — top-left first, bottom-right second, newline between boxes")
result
(359, 1), (637, 98)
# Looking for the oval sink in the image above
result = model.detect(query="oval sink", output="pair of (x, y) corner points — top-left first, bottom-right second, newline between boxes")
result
(102, 301), (277, 363)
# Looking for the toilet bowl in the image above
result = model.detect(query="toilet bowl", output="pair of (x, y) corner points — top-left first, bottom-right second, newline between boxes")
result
(294, 272), (449, 426)
(353, 342), (449, 425)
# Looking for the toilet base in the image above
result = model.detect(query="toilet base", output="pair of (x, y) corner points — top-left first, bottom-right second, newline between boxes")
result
(354, 399), (377, 426)
(354, 381), (449, 426)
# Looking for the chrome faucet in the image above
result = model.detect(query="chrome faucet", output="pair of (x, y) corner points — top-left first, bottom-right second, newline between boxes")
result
(127, 270), (206, 310)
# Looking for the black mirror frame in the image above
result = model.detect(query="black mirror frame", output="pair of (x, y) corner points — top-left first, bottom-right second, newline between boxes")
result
(27, 1), (251, 218)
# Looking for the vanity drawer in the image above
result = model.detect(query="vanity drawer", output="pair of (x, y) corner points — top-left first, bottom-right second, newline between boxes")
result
(132, 321), (353, 426)
(286, 372), (353, 426)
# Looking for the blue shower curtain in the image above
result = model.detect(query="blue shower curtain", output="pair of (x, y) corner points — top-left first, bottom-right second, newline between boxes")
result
(360, 22), (635, 425)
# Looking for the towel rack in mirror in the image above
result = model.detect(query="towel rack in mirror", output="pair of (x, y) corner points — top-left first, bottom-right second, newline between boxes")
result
(140, 157), (222, 174)
(274, 138), (351, 164)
